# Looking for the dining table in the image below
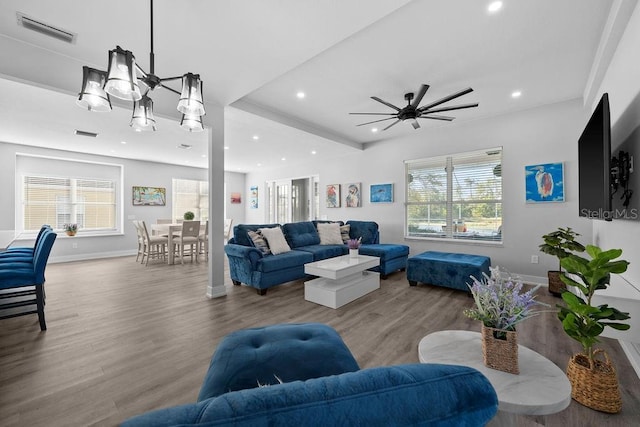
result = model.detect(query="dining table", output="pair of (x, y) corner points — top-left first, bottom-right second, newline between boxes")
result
(150, 224), (183, 265)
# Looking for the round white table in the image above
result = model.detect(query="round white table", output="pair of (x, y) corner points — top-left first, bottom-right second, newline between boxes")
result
(418, 330), (571, 426)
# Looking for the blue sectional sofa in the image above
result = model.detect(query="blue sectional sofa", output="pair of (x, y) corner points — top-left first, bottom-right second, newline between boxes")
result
(122, 323), (498, 426)
(224, 220), (409, 295)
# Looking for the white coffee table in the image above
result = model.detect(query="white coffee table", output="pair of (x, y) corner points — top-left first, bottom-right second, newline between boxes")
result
(304, 254), (380, 309)
(418, 330), (571, 427)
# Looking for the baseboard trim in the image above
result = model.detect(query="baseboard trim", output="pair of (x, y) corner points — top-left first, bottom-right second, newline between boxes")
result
(619, 340), (640, 380)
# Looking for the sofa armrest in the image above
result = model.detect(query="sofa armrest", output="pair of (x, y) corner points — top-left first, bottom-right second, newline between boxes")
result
(224, 243), (264, 270)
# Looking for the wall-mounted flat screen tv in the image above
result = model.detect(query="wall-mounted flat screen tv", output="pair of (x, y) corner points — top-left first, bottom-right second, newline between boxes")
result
(578, 93), (612, 220)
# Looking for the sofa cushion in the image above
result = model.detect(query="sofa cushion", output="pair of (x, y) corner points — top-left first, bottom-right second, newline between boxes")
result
(259, 227), (291, 255)
(295, 244), (347, 261)
(247, 230), (271, 255)
(340, 224), (350, 243)
(346, 220), (379, 244)
(282, 222), (320, 248)
(258, 250), (312, 273)
(234, 224), (279, 247)
(317, 222), (344, 245)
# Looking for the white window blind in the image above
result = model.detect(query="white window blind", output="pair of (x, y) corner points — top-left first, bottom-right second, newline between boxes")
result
(172, 178), (209, 221)
(17, 154), (121, 234)
(405, 147), (502, 242)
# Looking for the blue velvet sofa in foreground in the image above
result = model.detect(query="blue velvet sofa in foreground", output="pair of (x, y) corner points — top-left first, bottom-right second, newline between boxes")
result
(224, 220), (409, 295)
(122, 323), (498, 426)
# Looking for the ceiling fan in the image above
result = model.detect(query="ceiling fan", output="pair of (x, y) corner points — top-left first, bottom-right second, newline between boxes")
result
(350, 84), (478, 131)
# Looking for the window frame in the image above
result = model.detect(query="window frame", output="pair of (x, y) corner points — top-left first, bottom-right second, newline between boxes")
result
(405, 147), (503, 244)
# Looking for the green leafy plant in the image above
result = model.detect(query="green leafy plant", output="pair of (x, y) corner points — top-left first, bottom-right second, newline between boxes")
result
(558, 245), (631, 366)
(539, 226), (585, 272)
(183, 211), (195, 220)
(63, 223), (78, 233)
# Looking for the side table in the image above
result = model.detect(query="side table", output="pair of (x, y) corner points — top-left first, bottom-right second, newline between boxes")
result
(418, 330), (571, 426)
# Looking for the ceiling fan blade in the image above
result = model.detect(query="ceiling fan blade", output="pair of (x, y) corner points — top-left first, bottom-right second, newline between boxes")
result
(383, 119), (401, 131)
(410, 84), (430, 108)
(418, 114), (455, 121)
(418, 87), (474, 111)
(411, 119), (420, 129)
(349, 112), (397, 115)
(421, 103), (479, 114)
(371, 96), (401, 111)
(356, 117), (398, 127)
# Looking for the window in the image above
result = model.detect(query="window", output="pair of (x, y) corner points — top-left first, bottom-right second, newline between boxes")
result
(172, 178), (209, 220)
(405, 147), (502, 242)
(17, 155), (121, 234)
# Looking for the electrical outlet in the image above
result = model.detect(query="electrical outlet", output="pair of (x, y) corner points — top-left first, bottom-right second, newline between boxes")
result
(72, 242), (78, 249)
(531, 255), (539, 264)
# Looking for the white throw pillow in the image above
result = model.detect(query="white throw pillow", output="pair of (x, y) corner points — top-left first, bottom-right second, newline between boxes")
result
(259, 227), (291, 255)
(317, 222), (344, 245)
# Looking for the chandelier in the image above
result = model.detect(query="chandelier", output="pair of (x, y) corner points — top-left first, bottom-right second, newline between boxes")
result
(76, 0), (205, 132)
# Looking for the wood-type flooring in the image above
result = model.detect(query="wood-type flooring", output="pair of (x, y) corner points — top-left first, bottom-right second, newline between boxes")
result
(0, 256), (639, 426)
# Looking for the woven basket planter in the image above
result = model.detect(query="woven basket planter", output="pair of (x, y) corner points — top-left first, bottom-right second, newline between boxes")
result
(481, 325), (519, 374)
(566, 350), (622, 413)
(547, 271), (565, 296)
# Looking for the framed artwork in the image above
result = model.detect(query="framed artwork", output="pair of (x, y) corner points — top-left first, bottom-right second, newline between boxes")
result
(326, 184), (340, 208)
(230, 192), (242, 204)
(370, 183), (393, 203)
(525, 162), (565, 203)
(132, 186), (166, 206)
(345, 182), (361, 207)
(249, 186), (258, 209)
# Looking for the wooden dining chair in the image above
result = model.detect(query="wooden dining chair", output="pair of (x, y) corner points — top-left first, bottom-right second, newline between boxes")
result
(175, 220), (200, 264)
(140, 221), (169, 265)
(198, 220), (209, 261)
(132, 220), (145, 263)
(224, 218), (233, 243)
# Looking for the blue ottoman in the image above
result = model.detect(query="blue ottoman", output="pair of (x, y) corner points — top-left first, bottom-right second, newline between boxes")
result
(359, 243), (410, 279)
(407, 251), (491, 292)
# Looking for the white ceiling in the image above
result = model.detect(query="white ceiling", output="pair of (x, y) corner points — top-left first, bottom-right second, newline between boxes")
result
(0, 0), (625, 172)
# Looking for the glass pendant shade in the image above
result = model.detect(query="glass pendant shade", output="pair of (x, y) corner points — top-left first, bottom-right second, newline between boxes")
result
(130, 95), (157, 131)
(180, 113), (204, 132)
(105, 46), (142, 101)
(177, 73), (205, 116)
(76, 66), (112, 112)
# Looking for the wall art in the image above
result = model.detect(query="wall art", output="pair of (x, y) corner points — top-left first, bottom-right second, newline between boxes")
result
(132, 186), (166, 206)
(525, 162), (565, 203)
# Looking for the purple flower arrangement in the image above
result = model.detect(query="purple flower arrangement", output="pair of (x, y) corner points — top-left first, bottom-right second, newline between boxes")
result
(464, 266), (547, 332)
(347, 237), (362, 250)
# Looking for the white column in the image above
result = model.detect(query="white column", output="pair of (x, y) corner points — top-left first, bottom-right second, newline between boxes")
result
(203, 103), (227, 298)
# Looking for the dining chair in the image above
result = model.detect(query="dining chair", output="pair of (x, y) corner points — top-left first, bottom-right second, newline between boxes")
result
(175, 220), (200, 264)
(140, 221), (169, 265)
(198, 220), (209, 261)
(132, 220), (145, 263)
(223, 218), (233, 243)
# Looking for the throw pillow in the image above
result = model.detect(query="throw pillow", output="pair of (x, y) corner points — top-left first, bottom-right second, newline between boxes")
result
(340, 224), (351, 243)
(317, 222), (344, 245)
(259, 227), (291, 255)
(248, 230), (271, 255)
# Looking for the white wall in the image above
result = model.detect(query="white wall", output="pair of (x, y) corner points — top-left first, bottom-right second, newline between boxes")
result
(0, 141), (207, 262)
(245, 98), (592, 281)
(592, 1), (640, 288)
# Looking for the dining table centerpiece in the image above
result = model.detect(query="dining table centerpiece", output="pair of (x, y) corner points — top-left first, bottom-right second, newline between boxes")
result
(464, 267), (547, 374)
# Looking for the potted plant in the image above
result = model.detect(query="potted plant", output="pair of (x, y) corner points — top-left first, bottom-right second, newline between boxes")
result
(539, 226), (585, 295)
(464, 267), (547, 374)
(558, 245), (630, 413)
(347, 237), (361, 258)
(64, 223), (78, 236)
(183, 211), (195, 220)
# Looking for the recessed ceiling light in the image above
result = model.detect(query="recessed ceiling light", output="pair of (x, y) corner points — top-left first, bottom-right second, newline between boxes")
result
(257, 163), (262, 167)
(371, 128), (378, 133)
(296, 91), (305, 99)
(120, 141), (127, 144)
(224, 146), (229, 150)
(511, 90), (522, 98)
(281, 157), (286, 161)
(488, 1), (502, 13)
(252, 135), (259, 140)
(201, 154), (207, 158)
(311, 150), (317, 155)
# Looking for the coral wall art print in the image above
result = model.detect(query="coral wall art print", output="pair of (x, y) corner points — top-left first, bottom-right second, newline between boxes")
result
(525, 162), (565, 203)
(326, 184), (340, 208)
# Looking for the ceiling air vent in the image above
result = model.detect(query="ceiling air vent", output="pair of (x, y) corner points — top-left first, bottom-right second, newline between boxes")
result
(177, 144), (192, 150)
(16, 12), (77, 44)
(74, 129), (98, 138)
